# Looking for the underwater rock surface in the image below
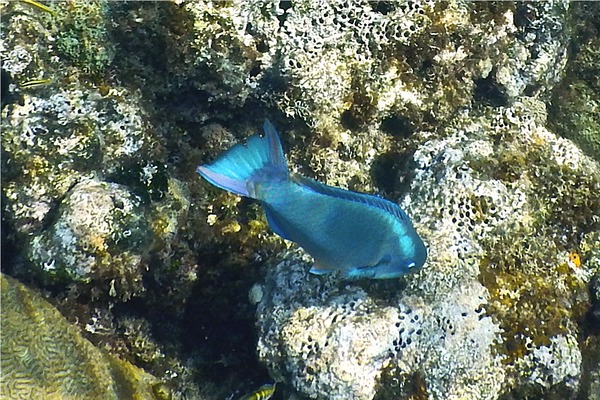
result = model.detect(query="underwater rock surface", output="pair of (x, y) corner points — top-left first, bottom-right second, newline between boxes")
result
(548, 2), (600, 163)
(2, 0), (600, 399)
(257, 98), (600, 400)
(27, 178), (150, 290)
(0, 273), (159, 399)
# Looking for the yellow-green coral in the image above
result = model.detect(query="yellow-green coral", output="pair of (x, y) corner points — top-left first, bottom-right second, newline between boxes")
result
(481, 256), (590, 362)
(255, 97), (598, 399)
(456, 101), (598, 395)
(200, 188), (286, 265)
(549, 79), (600, 163)
(149, 177), (190, 250)
(0, 273), (160, 400)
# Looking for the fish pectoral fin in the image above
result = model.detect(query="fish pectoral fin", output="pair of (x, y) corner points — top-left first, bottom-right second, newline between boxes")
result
(343, 265), (378, 279)
(343, 255), (393, 280)
(309, 261), (335, 275)
(264, 207), (291, 240)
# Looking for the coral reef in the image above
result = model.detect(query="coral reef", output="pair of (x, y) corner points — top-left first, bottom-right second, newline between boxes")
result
(2, 1), (600, 400)
(0, 273), (160, 399)
(53, 0), (114, 79)
(0, 81), (157, 235)
(258, 252), (503, 400)
(0, 0), (193, 302)
(185, 1), (570, 145)
(548, 2), (600, 162)
(26, 178), (151, 296)
(256, 98), (600, 400)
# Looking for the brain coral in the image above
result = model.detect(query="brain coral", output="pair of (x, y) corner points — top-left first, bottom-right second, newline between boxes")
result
(256, 98), (600, 400)
(0, 273), (160, 400)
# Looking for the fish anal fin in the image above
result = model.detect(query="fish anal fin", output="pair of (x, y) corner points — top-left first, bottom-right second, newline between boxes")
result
(343, 265), (377, 279)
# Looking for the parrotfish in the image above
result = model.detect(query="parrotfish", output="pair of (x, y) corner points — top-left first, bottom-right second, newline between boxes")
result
(197, 121), (427, 279)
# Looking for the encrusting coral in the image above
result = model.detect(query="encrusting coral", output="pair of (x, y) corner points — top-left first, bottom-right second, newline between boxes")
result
(547, 2), (600, 163)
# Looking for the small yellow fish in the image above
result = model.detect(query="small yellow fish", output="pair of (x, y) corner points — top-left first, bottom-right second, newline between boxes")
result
(19, 0), (56, 14)
(19, 0), (56, 15)
(569, 251), (582, 268)
(239, 383), (276, 400)
(19, 78), (53, 89)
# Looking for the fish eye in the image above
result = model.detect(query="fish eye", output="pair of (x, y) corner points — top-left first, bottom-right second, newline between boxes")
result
(407, 262), (416, 269)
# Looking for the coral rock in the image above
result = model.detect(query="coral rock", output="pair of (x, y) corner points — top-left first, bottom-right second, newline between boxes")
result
(256, 99), (600, 400)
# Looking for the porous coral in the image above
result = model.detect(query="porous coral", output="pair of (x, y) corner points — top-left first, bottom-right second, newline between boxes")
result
(258, 252), (504, 400)
(256, 98), (600, 400)
(270, 0), (569, 126)
(0, 0), (196, 302)
(1, 84), (151, 236)
(179, 0), (574, 194)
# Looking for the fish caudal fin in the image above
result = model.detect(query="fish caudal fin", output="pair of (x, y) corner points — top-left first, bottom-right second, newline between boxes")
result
(197, 120), (289, 199)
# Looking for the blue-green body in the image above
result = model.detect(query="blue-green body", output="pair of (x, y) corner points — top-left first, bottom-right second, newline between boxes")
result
(197, 121), (426, 279)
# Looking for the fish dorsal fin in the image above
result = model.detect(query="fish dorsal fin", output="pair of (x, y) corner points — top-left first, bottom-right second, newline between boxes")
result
(292, 174), (410, 222)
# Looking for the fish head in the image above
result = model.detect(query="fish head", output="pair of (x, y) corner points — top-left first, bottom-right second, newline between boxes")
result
(383, 254), (424, 278)
(392, 232), (427, 274)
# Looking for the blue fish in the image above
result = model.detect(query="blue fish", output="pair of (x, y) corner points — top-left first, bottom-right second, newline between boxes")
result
(197, 121), (427, 279)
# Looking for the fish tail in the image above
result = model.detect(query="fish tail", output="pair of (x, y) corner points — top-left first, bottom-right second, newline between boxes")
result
(197, 120), (289, 199)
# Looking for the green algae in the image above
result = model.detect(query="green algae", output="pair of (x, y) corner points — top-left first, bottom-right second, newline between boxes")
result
(549, 73), (600, 163)
(454, 103), (600, 396)
(54, 0), (114, 80)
